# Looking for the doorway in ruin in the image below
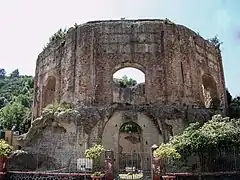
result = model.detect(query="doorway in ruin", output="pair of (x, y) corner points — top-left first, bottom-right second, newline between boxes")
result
(118, 121), (143, 170)
(112, 64), (146, 104)
(201, 74), (219, 108)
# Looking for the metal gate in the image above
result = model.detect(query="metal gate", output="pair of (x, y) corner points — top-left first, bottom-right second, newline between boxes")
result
(114, 152), (152, 180)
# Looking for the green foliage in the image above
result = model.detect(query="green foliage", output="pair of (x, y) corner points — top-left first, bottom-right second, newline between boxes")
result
(225, 89), (240, 118)
(210, 97), (220, 110)
(171, 115), (240, 154)
(164, 18), (175, 25)
(91, 172), (103, 177)
(42, 103), (72, 119)
(153, 143), (181, 160)
(228, 96), (240, 119)
(0, 101), (29, 131)
(120, 122), (140, 133)
(0, 69), (6, 78)
(43, 28), (68, 50)
(0, 139), (12, 157)
(226, 89), (232, 106)
(0, 97), (8, 109)
(0, 69), (33, 133)
(10, 69), (19, 78)
(115, 75), (137, 88)
(85, 144), (105, 160)
(208, 35), (223, 48)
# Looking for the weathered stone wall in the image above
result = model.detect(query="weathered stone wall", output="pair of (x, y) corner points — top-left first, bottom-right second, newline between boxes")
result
(112, 83), (145, 104)
(15, 103), (218, 171)
(101, 111), (162, 153)
(22, 19), (227, 173)
(33, 19), (226, 119)
(119, 132), (141, 153)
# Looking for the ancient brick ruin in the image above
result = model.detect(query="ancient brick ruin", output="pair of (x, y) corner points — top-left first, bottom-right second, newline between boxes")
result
(15, 19), (226, 172)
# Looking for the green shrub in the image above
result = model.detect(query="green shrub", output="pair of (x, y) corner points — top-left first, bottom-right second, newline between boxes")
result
(154, 143), (181, 160)
(85, 144), (105, 160)
(0, 140), (12, 157)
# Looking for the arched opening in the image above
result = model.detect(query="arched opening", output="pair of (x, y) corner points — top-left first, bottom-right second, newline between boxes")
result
(201, 74), (219, 108)
(112, 64), (146, 104)
(42, 76), (56, 108)
(118, 121), (143, 171)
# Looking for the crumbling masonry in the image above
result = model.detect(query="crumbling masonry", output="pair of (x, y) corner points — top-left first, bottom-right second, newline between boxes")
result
(15, 19), (226, 171)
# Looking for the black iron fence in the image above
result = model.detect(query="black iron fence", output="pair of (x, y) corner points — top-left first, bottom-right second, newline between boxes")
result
(166, 147), (240, 174)
(7, 150), (104, 173)
(113, 152), (152, 180)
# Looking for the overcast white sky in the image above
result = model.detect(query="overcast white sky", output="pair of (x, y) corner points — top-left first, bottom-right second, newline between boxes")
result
(0, 0), (239, 95)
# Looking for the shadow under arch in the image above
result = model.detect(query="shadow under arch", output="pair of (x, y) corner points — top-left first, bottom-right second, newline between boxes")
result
(201, 73), (219, 108)
(42, 76), (56, 108)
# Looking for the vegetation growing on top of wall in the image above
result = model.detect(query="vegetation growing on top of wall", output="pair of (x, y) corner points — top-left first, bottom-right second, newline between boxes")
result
(43, 28), (68, 50)
(114, 75), (137, 88)
(164, 18), (175, 25)
(42, 103), (72, 119)
(208, 35), (223, 48)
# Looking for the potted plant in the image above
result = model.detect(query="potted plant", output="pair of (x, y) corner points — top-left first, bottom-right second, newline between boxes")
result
(91, 171), (105, 180)
(153, 143), (180, 180)
(0, 139), (12, 172)
(85, 144), (105, 180)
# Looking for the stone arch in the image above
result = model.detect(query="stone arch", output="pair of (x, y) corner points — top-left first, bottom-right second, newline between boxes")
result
(42, 76), (56, 108)
(201, 73), (219, 108)
(102, 111), (162, 153)
(102, 111), (162, 171)
(112, 62), (146, 75)
(112, 62), (146, 104)
(119, 121), (143, 153)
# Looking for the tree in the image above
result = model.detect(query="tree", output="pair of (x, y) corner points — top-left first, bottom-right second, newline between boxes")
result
(226, 89), (232, 106)
(10, 69), (19, 78)
(228, 96), (240, 119)
(0, 97), (8, 108)
(225, 89), (240, 119)
(0, 69), (6, 78)
(0, 70), (34, 133)
(208, 35), (223, 48)
(0, 101), (28, 131)
(116, 75), (137, 88)
(171, 115), (240, 171)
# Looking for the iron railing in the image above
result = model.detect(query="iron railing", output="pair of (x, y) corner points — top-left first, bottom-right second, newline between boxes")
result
(8, 150), (105, 173)
(166, 147), (240, 173)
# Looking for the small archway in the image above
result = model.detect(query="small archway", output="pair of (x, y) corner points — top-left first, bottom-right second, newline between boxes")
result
(42, 76), (56, 108)
(112, 63), (146, 104)
(119, 121), (143, 153)
(118, 121), (143, 170)
(101, 111), (162, 172)
(201, 74), (219, 108)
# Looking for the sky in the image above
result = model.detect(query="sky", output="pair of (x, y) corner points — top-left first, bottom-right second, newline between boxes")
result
(0, 0), (239, 96)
